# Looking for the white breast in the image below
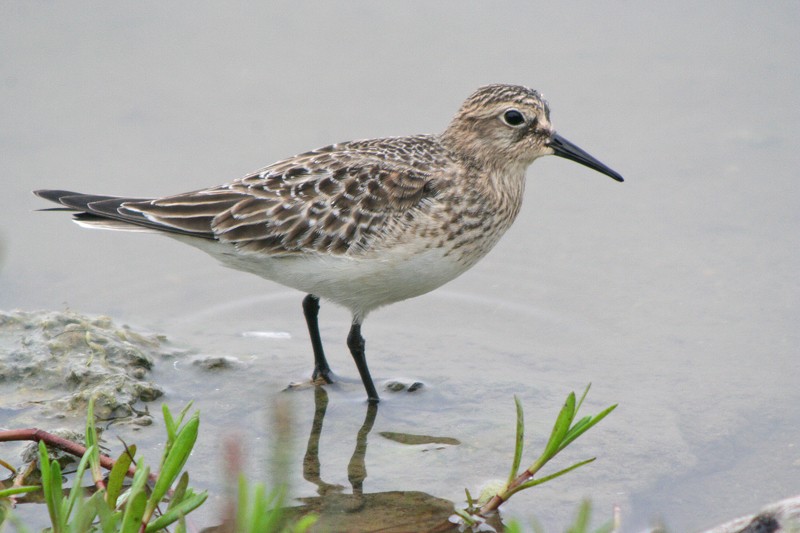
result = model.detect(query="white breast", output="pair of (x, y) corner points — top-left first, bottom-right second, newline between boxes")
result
(185, 236), (474, 321)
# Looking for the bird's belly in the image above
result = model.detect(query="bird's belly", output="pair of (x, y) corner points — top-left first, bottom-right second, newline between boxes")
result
(187, 237), (476, 320)
(265, 248), (472, 320)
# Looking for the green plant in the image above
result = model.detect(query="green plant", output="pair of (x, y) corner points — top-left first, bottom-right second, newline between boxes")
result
(4, 399), (207, 532)
(1, 398), (318, 533)
(228, 473), (317, 533)
(454, 384), (617, 527)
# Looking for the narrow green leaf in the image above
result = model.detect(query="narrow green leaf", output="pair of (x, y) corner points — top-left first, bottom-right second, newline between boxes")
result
(107, 444), (136, 510)
(256, 485), (286, 532)
(51, 460), (66, 531)
(92, 490), (118, 532)
(176, 401), (194, 428)
(85, 397), (97, 448)
(575, 383), (592, 414)
(120, 462), (149, 533)
(0, 485), (40, 498)
(162, 404), (177, 445)
(120, 488), (147, 533)
(561, 416), (593, 447)
(84, 398), (104, 485)
(236, 473), (249, 531)
(249, 483), (268, 532)
(0, 457), (16, 476)
(89, 448), (103, 489)
(507, 457), (596, 498)
(540, 392), (576, 461)
(168, 471), (189, 510)
(507, 395), (525, 487)
(64, 444), (95, 520)
(558, 404), (617, 452)
(38, 441), (60, 530)
(69, 488), (100, 533)
(464, 487), (474, 509)
(144, 412), (199, 521)
(144, 491), (208, 532)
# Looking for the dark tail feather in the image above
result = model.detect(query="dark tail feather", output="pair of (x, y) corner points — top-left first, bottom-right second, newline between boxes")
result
(33, 189), (214, 239)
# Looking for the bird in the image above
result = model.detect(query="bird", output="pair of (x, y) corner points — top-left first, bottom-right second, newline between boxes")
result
(34, 84), (623, 403)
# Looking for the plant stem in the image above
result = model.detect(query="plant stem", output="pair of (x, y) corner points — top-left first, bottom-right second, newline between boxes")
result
(479, 460), (543, 515)
(0, 428), (156, 483)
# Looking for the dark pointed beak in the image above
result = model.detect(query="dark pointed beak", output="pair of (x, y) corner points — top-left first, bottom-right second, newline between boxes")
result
(548, 133), (624, 182)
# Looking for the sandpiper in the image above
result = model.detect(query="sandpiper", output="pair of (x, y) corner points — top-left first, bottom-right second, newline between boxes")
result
(35, 84), (623, 403)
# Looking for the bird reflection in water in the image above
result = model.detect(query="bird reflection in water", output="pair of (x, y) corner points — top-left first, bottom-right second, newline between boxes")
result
(289, 387), (500, 532)
(212, 387), (499, 532)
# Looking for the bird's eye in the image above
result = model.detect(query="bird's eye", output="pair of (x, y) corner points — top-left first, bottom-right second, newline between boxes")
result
(502, 109), (525, 127)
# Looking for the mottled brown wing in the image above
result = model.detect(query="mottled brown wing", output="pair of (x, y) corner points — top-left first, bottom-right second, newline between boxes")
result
(122, 153), (440, 256)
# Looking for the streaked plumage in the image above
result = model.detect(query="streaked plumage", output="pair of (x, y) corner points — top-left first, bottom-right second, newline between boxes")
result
(35, 84), (623, 403)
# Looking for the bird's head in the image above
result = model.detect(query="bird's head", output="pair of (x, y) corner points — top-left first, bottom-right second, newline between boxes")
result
(443, 84), (623, 182)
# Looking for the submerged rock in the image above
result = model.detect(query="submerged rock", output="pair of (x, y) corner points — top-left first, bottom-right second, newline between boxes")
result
(0, 310), (167, 423)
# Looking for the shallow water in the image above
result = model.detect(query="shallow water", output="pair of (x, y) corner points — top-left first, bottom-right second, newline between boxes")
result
(1, 2), (799, 531)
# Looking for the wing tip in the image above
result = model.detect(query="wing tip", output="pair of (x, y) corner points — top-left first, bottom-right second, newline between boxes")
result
(34, 189), (83, 204)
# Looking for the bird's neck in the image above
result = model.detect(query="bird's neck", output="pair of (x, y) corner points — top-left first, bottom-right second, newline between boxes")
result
(467, 155), (529, 213)
(485, 165), (527, 226)
(438, 129), (531, 233)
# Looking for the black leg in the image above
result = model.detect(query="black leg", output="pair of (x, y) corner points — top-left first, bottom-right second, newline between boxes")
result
(303, 294), (332, 383)
(347, 322), (380, 403)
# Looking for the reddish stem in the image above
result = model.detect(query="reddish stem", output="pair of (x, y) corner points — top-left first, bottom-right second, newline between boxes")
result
(0, 428), (154, 482)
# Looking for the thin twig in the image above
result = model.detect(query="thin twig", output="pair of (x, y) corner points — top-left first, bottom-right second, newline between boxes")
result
(0, 428), (156, 483)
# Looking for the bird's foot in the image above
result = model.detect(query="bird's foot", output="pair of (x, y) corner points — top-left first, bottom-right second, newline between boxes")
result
(284, 380), (316, 392)
(312, 366), (334, 384)
(285, 368), (336, 392)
